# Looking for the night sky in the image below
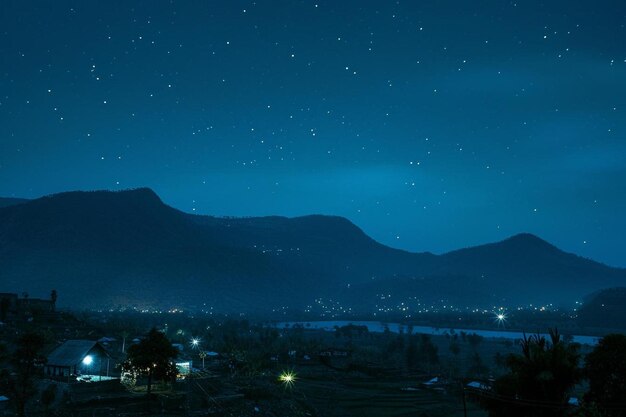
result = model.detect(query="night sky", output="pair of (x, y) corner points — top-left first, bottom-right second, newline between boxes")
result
(1, 1), (625, 266)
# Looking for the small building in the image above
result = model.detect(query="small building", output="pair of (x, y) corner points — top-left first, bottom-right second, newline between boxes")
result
(0, 395), (9, 411)
(466, 381), (491, 391)
(175, 361), (191, 378)
(318, 348), (351, 357)
(0, 292), (54, 318)
(45, 340), (110, 382)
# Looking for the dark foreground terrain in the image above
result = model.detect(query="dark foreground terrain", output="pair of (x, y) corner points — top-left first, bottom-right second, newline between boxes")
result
(3, 303), (624, 417)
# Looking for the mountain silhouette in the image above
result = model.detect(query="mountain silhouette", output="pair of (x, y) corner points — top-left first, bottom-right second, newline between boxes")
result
(0, 188), (624, 311)
(0, 197), (29, 208)
(577, 287), (626, 330)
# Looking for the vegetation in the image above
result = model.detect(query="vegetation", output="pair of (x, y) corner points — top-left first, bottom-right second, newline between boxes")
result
(0, 332), (46, 417)
(479, 329), (581, 417)
(584, 334), (626, 417)
(578, 287), (626, 331)
(120, 327), (178, 397)
(0, 303), (624, 417)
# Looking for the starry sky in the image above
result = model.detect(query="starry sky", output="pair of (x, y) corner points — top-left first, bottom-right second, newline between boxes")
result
(1, 1), (625, 267)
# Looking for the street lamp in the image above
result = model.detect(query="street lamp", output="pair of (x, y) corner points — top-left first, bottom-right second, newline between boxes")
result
(199, 351), (207, 370)
(190, 338), (200, 349)
(494, 312), (507, 328)
(279, 370), (297, 388)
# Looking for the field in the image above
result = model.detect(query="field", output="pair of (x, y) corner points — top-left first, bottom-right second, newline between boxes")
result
(0, 309), (601, 416)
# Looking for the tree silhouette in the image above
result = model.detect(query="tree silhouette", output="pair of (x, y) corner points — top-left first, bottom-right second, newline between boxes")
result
(0, 333), (46, 417)
(419, 334), (439, 372)
(405, 338), (418, 370)
(40, 384), (57, 415)
(50, 290), (57, 310)
(481, 328), (581, 417)
(467, 333), (484, 350)
(0, 297), (9, 321)
(121, 328), (178, 401)
(584, 333), (626, 417)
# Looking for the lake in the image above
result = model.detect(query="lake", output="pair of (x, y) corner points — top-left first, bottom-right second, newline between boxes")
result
(274, 320), (600, 345)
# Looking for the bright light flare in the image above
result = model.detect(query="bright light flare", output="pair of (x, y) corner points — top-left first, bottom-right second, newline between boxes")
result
(494, 311), (507, 327)
(278, 370), (297, 387)
(82, 355), (93, 365)
(190, 338), (200, 348)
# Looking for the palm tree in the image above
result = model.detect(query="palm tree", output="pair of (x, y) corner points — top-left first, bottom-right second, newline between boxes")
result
(481, 328), (581, 417)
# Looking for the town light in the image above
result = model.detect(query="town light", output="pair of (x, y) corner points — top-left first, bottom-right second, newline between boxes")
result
(82, 355), (93, 365)
(190, 338), (200, 348)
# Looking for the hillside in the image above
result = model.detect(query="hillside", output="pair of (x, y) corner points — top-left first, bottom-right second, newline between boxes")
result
(0, 197), (29, 208)
(0, 188), (624, 311)
(577, 287), (626, 330)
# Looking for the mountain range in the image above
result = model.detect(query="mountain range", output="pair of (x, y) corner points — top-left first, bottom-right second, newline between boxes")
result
(0, 188), (624, 312)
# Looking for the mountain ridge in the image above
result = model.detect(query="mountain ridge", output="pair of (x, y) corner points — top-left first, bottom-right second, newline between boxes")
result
(0, 188), (624, 311)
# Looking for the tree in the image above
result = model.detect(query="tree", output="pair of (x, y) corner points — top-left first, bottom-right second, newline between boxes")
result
(449, 341), (461, 356)
(50, 290), (57, 310)
(448, 339), (461, 378)
(468, 352), (488, 377)
(0, 333), (46, 417)
(419, 334), (439, 371)
(481, 329), (581, 417)
(584, 334), (626, 417)
(40, 384), (57, 415)
(467, 333), (484, 350)
(405, 338), (419, 370)
(0, 296), (9, 322)
(121, 328), (178, 399)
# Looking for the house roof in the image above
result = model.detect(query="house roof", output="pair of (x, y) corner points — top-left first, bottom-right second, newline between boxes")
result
(46, 340), (107, 367)
(466, 381), (490, 390)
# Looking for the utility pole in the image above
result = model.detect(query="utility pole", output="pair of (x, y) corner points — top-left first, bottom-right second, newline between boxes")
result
(461, 383), (468, 417)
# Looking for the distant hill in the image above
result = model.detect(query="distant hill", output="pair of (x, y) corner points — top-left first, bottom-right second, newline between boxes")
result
(433, 234), (626, 305)
(577, 287), (626, 330)
(0, 188), (624, 311)
(0, 197), (29, 208)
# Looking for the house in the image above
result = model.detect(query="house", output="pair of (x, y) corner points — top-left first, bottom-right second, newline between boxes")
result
(0, 395), (9, 411)
(45, 340), (111, 382)
(318, 348), (351, 357)
(466, 381), (491, 391)
(0, 292), (54, 319)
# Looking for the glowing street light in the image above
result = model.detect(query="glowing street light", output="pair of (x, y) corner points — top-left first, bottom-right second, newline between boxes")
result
(190, 338), (200, 349)
(278, 370), (297, 388)
(494, 311), (507, 328)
